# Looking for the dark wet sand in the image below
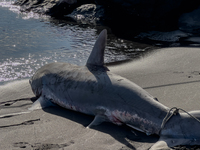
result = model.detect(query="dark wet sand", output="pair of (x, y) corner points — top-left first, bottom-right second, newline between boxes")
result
(0, 47), (200, 150)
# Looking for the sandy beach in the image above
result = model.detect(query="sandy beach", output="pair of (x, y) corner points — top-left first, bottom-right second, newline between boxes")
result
(0, 47), (200, 150)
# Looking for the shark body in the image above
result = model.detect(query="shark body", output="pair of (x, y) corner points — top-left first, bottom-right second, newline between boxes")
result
(29, 29), (200, 150)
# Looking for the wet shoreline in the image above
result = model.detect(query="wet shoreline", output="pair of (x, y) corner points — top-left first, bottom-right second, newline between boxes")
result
(1, 0), (200, 83)
(0, 1), (159, 83)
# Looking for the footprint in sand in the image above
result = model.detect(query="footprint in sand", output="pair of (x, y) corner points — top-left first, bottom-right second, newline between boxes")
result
(13, 142), (29, 148)
(13, 140), (75, 149)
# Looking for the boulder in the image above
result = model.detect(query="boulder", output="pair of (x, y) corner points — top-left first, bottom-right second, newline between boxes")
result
(66, 4), (104, 25)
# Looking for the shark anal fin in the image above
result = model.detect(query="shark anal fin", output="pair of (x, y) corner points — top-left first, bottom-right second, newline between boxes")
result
(28, 96), (55, 111)
(86, 115), (106, 128)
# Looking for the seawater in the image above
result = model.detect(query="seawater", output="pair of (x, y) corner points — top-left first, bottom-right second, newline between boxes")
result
(0, 0), (154, 83)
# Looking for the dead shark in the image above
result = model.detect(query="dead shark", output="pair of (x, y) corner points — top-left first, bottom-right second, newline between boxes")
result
(29, 29), (200, 150)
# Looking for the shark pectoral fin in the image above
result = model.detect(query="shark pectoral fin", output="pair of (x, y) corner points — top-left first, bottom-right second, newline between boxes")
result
(86, 115), (106, 128)
(28, 96), (55, 111)
(126, 124), (146, 134)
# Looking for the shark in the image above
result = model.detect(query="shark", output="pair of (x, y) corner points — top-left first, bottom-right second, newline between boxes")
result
(29, 29), (200, 150)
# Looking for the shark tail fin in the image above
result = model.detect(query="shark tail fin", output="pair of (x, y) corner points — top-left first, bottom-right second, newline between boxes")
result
(86, 29), (107, 67)
(150, 110), (200, 150)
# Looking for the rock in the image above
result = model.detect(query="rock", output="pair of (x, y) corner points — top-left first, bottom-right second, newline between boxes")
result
(179, 6), (200, 33)
(66, 4), (104, 25)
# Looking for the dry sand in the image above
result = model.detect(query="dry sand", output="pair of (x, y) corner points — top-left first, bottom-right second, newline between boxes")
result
(0, 47), (200, 150)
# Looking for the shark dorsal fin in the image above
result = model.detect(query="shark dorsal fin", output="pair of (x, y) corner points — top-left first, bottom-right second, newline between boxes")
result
(86, 29), (107, 67)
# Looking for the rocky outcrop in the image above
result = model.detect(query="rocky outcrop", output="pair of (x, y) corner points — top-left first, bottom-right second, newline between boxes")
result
(14, 0), (200, 37)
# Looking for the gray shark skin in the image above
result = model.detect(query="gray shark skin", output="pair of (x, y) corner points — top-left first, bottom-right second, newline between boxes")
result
(29, 29), (200, 150)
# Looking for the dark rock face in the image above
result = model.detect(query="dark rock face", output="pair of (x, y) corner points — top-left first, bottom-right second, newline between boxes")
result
(96, 0), (177, 19)
(95, 0), (200, 30)
(92, 0), (200, 38)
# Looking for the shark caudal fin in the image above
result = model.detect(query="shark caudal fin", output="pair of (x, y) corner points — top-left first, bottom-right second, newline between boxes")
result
(150, 110), (200, 150)
(86, 29), (107, 67)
